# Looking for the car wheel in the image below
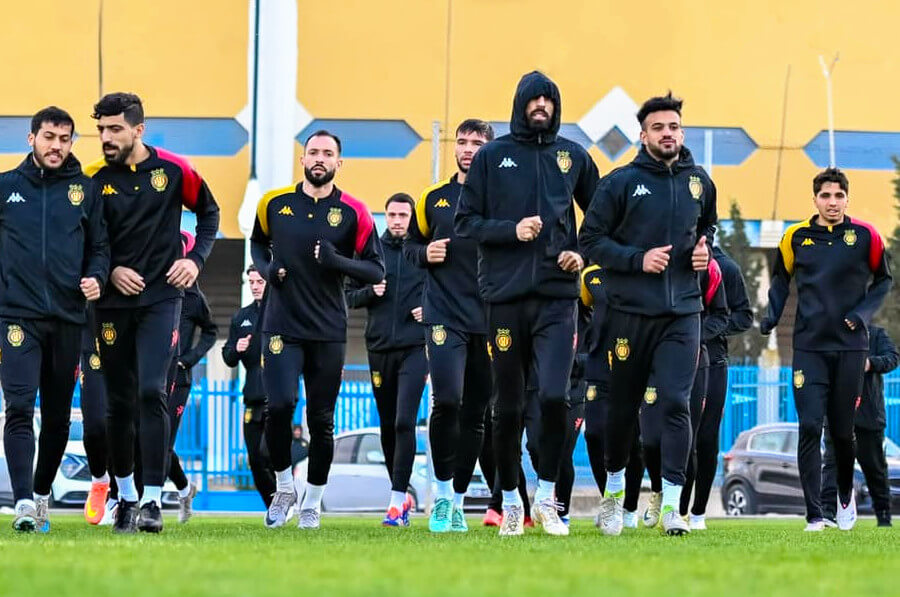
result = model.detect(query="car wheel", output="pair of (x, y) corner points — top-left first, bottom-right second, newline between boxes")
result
(724, 482), (757, 516)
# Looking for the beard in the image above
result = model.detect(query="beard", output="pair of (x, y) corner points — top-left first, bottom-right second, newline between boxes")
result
(33, 150), (65, 170)
(527, 110), (552, 131)
(647, 140), (680, 161)
(103, 141), (134, 165)
(304, 165), (336, 188)
(455, 156), (469, 173)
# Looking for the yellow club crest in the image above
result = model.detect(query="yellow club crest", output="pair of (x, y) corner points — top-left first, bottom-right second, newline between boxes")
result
(150, 168), (168, 192)
(644, 386), (658, 405)
(556, 150), (572, 174)
(68, 184), (85, 206)
(372, 371), (382, 388)
(327, 207), (343, 227)
(495, 328), (512, 352)
(244, 408), (253, 424)
(89, 354), (101, 370)
(793, 370), (805, 389)
(689, 175), (703, 200)
(7, 324), (24, 347)
(614, 338), (630, 361)
(843, 229), (857, 247)
(431, 325), (447, 346)
(269, 335), (284, 355)
(586, 385), (597, 402)
(101, 323), (117, 346)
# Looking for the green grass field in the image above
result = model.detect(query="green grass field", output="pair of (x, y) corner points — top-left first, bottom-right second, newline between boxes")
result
(0, 515), (896, 597)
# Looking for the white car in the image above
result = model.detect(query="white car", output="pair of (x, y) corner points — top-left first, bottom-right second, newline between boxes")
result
(293, 427), (492, 512)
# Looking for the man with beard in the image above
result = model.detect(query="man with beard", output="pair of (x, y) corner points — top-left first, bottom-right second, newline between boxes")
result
(251, 130), (384, 530)
(579, 92), (717, 537)
(406, 119), (494, 533)
(0, 106), (109, 532)
(346, 192), (426, 527)
(86, 92), (220, 533)
(456, 72), (600, 536)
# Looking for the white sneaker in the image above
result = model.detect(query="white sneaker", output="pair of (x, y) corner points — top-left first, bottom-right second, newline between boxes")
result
(264, 490), (297, 528)
(643, 491), (662, 528)
(804, 520), (825, 532)
(623, 509), (639, 529)
(836, 490), (857, 531)
(297, 508), (320, 529)
(34, 495), (51, 533)
(661, 508), (690, 536)
(99, 501), (117, 526)
(597, 494), (624, 536)
(823, 518), (838, 529)
(499, 505), (524, 536)
(177, 483), (197, 524)
(689, 513), (707, 531)
(532, 499), (569, 536)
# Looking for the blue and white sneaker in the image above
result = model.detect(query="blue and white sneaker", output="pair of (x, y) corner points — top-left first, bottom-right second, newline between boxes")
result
(264, 490), (297, 529)
(13, 501), (37, 533)
(429, 498), (452, 533)
(382, 506), (409, 527)
(560, 515), (570, 527)
(450, 506), (468, 532)
(35, 495), (51, 533)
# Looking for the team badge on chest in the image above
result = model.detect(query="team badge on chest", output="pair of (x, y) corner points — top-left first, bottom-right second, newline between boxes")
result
(689, 175), (703, 200)
(556, 150), (572, 174)
(327, 207), (343, 227)
(644, 386), (658, 405)
(431, 325), (447, 346)
(495, 329), (512, 352)
(269, 335), (284, 355)
(614, 338), (630, 361)
(150, 168), (169, 192)
(793, 370), (805, 389)
(68, 184), (85, 206)
(843, 229), (857, 247)
(101, 323), (117, 345)
(7, 325), (24, 347)
(372, 371), (382, 388)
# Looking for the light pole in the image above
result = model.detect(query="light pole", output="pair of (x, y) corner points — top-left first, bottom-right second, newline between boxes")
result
(818, 53), (840, 168)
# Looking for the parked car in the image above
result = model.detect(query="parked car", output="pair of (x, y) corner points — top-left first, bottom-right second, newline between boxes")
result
(721, 422), (900, 516)
(0, 410), (179, 507)
(293, 427), (492, 512)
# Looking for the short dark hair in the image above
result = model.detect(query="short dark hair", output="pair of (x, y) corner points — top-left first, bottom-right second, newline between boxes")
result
(246, 264), (259, 276)
(92, 92), (144, 126)
(813, 167), (849, 195)
(456, 119), (494, 141)
(304, 130), (342, 155)
(636, 92), (683, 128)
(31, 106), (75, 135)
(385, 192), (415, 211)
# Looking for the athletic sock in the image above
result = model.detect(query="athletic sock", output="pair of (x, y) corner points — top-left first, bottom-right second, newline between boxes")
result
(106, 498), (117, 510)
(502, 489), (523, 510)
(452, 492), (465, 510)
(534, 479), (555, 503)
(605, 468), (625, 497)
(141, 485), (162, 507)
(92, 473), (110, 485)
(34, 492), (50, 502)
(389, 491), (406, 511)
(275, 467), (293, 493)
(434, 478), (453, 501)
(662, 478), (681, 512)
(301, 483), (325, 511)
(178, 484), (192, 499)
(115, 474), (139, 502)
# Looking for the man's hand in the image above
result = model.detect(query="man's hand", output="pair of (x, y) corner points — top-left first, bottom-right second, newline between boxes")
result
(236, 335), (252, 353)
(411, 307), (423, 322)
(373, 279), (387, 297)
(865, 358), (871, 372)
(692, 236), (709, 271)
(642, 245), (672, 274)
(166, 258), (199, 290)
(80, 277), (101, 301)
(557, 251), (584, 273)
(426, 238), (450, 264)
(516, 216), (542, 242)
(110, 266), (145, 296)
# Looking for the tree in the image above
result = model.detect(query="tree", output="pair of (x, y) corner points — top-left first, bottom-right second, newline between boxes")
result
(718, 200), (766, 362)
(874, 158), (900, 340)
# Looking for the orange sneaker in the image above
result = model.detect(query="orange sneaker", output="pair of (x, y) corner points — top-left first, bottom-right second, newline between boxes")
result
(483, 508), (503, 527)
(84, 481), (109, 525)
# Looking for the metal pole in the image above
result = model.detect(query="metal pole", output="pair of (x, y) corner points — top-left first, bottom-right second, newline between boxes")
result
(703, 129), (713, 177)
(432, 120), (441, 184)
(818, 54), (839, 168)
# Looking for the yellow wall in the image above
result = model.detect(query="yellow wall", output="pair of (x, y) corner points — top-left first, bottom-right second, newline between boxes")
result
(3, 1), (898, 237)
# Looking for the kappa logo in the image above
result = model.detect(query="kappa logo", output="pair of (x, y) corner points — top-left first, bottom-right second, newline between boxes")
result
(101, 184), (117, 196)
(801, 238), (815, 247)
(278, 205), (294, 216)
(434, 198), (451, 208)
(6, 192), (25, 203)
(240, 319), (253, 327)
(632, 184), (651, 197)
(590, 277), (601, 285)
(498, 157), (518, 168)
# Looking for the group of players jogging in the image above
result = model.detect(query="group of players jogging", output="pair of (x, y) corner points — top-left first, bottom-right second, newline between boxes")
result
(1, 70), (891, 536)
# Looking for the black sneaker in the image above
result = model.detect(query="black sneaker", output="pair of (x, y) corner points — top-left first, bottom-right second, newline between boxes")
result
(138, 501), (164, 533)
(876, 510), (892, 528)
(112, 500), (139, 534)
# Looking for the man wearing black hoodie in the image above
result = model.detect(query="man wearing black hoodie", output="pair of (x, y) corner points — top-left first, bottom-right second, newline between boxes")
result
(456, 71), (600, 536)
(0, 107), (109, 532)
(579, 92), (717, 537)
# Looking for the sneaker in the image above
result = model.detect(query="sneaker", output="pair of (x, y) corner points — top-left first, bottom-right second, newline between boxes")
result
(876, 510), (892, 528)
(523, 515), (534, 528)
(498, 505), (524, 536)
(836, 490), (857, 531)
(138, 501), (163, 533)
(34, 495), (51, 533)
(402, 493), (414, 525)
(264, 490), (297, 529)
(177, 484), (197, 524)
(12, 501), (37, 533)
(623, 509), (639, 529)
(533, 498), (569, 536)
(643, 491), (662, 528)
(804, 519), (825, 532)
(823, 518), (838, 529)
(560, 515), (570, 527)
(84, 481), (109, 525)
(429, 498), (452, 533)
(297, 508), (320, 530)
(99, 500), (117, 526)
(689, 513), (707, 531)
(112, 500), (139, 534)
(597, 493), (624, 536)
(450, 506), (468, 532)
(482, 508), (503, 527)
(661, 506), (690, 536)
(382, 506), (408, 527)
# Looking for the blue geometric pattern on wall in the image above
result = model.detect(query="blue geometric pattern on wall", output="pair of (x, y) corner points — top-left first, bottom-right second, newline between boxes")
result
(684, 127), (758, 166)
(297, 119), (422, 158)
(804, 130), (900, 170)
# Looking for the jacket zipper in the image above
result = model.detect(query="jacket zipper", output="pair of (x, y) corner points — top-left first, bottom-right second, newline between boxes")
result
(390, 245), (400, 343)
(41, 171), (51, 312)
(666, 168), (676, 309)
(531, 138), (542, 286)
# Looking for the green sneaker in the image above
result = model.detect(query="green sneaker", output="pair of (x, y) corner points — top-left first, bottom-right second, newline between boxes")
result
(450, 506), (468, 532)
(429, 498), (452, 533)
